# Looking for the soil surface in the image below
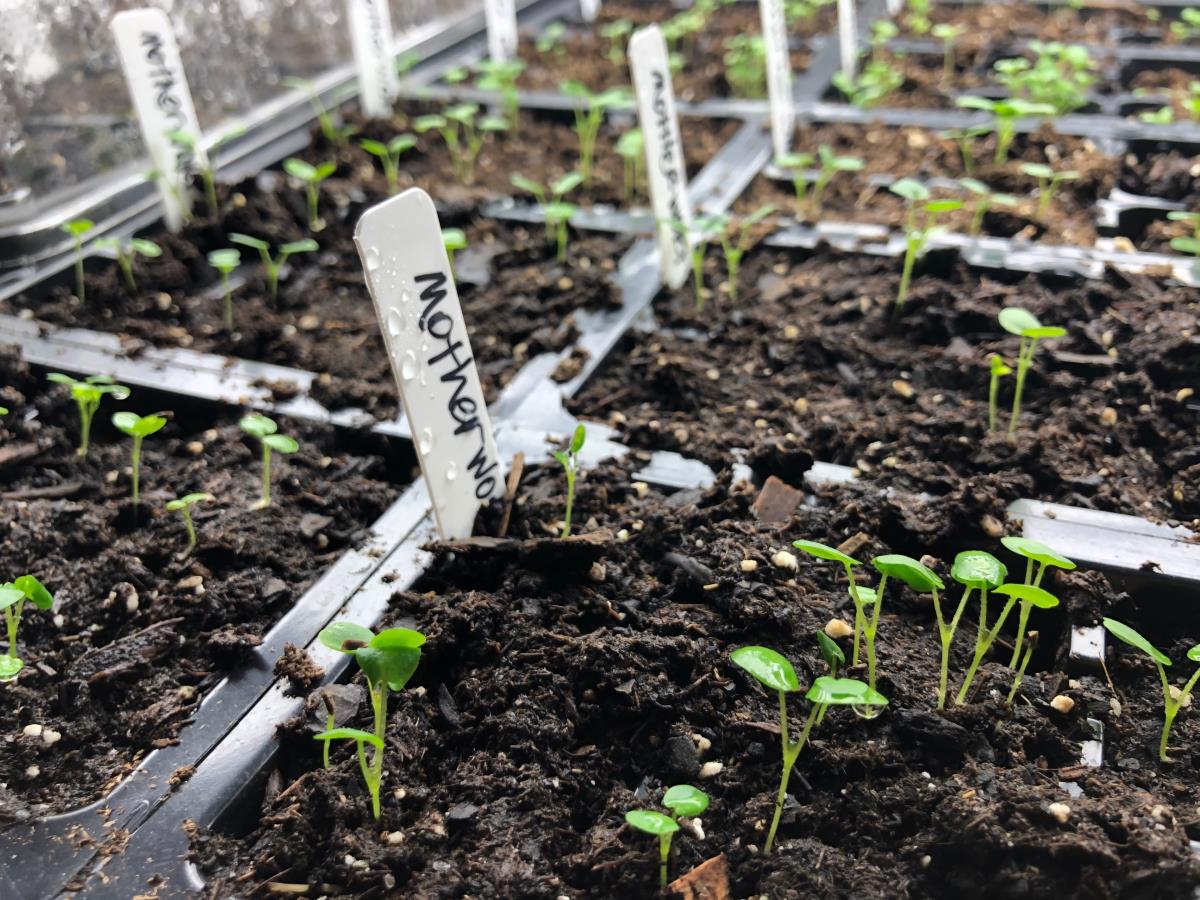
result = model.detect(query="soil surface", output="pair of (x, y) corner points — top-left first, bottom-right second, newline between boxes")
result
(191, 458), (1200, 897)
(0, 349), (404, 815)
(896, 3), (1188, 48)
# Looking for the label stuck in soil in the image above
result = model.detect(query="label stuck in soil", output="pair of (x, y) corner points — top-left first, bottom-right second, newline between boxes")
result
(485, 0), (519, 61)
(354, 188), (504, 539)
(579, 0), (601, 22)
(628, 25), (694, 290)
(759, 0), (794, 159)
(836, 0), (858, 79)
(347, 0), (399, 118)
(111, 9), (205, 232)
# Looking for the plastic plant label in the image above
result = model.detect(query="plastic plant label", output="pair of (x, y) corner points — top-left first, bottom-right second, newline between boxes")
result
(580, 0), (601, 22)
(837, 0), (858, 80)
(485, 0), (519, 61)
(347, 0), (399, 118)
(759, 0), (794, 159)
(354, 188), (504, 539)
(628, 25), (694, 290)
(111, 9), (205, 232)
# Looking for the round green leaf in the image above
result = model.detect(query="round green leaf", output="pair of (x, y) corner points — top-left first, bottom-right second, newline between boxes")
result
(792, 539), (861, 568)
(873, 554), (944, 592)
(852, 585), (878, 607)
(817, 631), (845, 670)
(805, 676), (888, 707)
(662, 785), (709, 818)
(998, 308), (1042, 337)
(1103, 618), (1170, 666)
(356, 644), (421, 692)
(1000, 537), (1076, 571)
(890, 178), (930, 202)
(370, 627), (427, 650)
(0, 586), (25, 612)
(729, 646), (799, 693)
(239, 414), (278, 438)
(993, 583), (1059, 609)
(951, 551), (1007, 590)
(283, 158), (318, 181)
(442, 228), (467, 251)
(318, 621), (375, 653)
(314, 727), (384, 749)
(208, 249), (241, 270)
(13, 575), (53, 610)
(1187, 646), (1200, 663)
(0, 656), (24, 680)
(282, 239), (319, 255)
(263, 434), (299, 454)
(625, 810), (679, 836)
(166, 492), (213, 511)
(111, 411), (140, 435)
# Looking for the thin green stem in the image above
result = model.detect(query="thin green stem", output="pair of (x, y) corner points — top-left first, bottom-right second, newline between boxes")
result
(845, 563), (864, 665)
(5, 602), (21, 660)
(560, 467), (576, 538)
(204, 170), (219, 219)
(1008, 337), (1036, 438)
(956, 598), (1017, 705)
(119, 255), (137, 293)
(1008, 559), (1038, 666)
(74, 236), (86, 303)
(261, 444), (272, 507)
(658, 832), (673, 889)
(78, 399), (94, 457)
(764, 696), (818, 854)
(369, 682), (388, 818)
(988, 370), (1000, 431)
(182, 508), (197, 556)
(936, 588), (972, 709)
(1007, 635), (1035, 704)
(897, 233), (919, 309)
(131, 435), (143, 510)
(971, 199), (988, 237)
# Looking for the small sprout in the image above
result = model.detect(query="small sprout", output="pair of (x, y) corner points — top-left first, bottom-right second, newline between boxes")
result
(560, 82), (631, 182)
(958, 178), (1017, 237)
(442, 228), (467, 279)
(997, 308), (1066, 437)
(239, 414), (299, 509)
(625, 786), (709, 888)
(599, 19), (633, 65)
(1171, 7), (1200, 40)
(931, 23), (965, 79)
(715, 205), (775, 302)
(1103, 618), (1200, 762)
(995, 42), (1095, 117)
(93, 237), (162, 294)
(905, 0), (932, 34)
(955, 581), (1057, 704)
(165, 492), (212, 557)
(1000, 536), (1074, 664)
(359, 134), (417, 194)
(955, 96), (1056, 164)
(511, 172), (582, 259)
(723, 34), (766, 98)
(1007, 630), (1038, 704)
(46, 372), (130, 457)
(0, 575), (54, 681)
(283, 76), (353, 146)
(282, 158), (336, 231)
(1019, 163), (1079, 218)
(792, 539), (869, 671)
(947, 550), (1007, 704)
(811, 145), (863, 216)
(167, 127), (245, 218)
(616, 128), (645, 202)
(730, 646), (885, 853)
(207, 248), (242, 329)
(987, 353), (1012, 432)
(61, 218), (95, 303)
(535, 20), (567, 57)
(773, 152), (815, 218)
(815, 630), (845, 724)
(1139, 106), (1174, 125)
(475, 58), (526, 129)
(414, 103), (507, 184)
(939, 124), (991, 176)
(1167, 211), (1200, 267)
(889, 179), (962, 310)
(316, 622), (425, 817)
(552, 424), (586, 538)
(111, 411), (169, 510)
(833, 25), (903, 108)
(229, 234), (318, 302)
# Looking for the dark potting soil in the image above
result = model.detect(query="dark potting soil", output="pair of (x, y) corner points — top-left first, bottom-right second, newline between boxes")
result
(0, 349), (405, 815)
(190, 459), (1200, 897)
(570, 244), (1200, 523)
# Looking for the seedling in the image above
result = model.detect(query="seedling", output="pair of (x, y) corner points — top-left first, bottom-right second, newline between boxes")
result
(1007, 630), (1038, 704)
(1019, 163), (1079, 217)
(773, 152), (815, 217)
(1139, 106), (1174, 125)
(666, 215), (719, 310)
(931, 23), (965, 79)
(905, 0), (932, 34)
(987, 353), (1012, 432)
(954, 96), (1055, 164)
(958, 178), (1017, 237)
(228, 234), (318, 302)
(995, 42), (1095, 117)
(792, 540), (870, 671)
(1001, 536), (1074, 664)
(956, 582), (1058, 704)
(414, 103), (508, 183)
(442, 228), (467, 278)
(359, 134), (417, 194)
(167, 127), (245, 218)
(998, 307), (1066, 437)
(536, 21), (567, 57)
(715, 205), (776, 302)
(1103, 618), (1200, 762)
(47, 372), (130, 456)
(111, 411), (169, 510)
(316, 622), (426, 817)
(833, 22), (903, 108)
(166, 492), (212, 557)
(1171, 7), (1200, 40)
(889, 179), (962, 309)
(811, 145), (863, 215)
(475, 58), (526, 129)
(939, 125), (991, 176)
(730, 646), (886, 853)
(93, 237), (162, 294)
(815, 631), (845, 724)
(872, 555), (956, 708)
(943, 551), (1007, 704)
(282, 158), (336, 231)
(0, 576), (53, 680)
(616, 129), (645, 202)
(560, 82), (630, 182)
(239, 414), (299, 509)
(207, 248), (241, 329)
(511, 172), (583, 258)
(723, 34), (766, 98)
(625, 786), (709, 888)
(282, 76), (357, 146)
(61, 218), (94, 303)
(553, 424), (586, 538)
(600, 19), (633, 65)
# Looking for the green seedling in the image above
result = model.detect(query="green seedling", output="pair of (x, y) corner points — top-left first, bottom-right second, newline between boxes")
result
(282, 158), (336, 231)
(414, 103), (508, 183)
(600, 19), (633, 65)
(987, 353), (1012, 432)
(730, 646), (886, 853)
(723, 34), (766, 98)
(871, 555), (956, 708)
(1103, 618), (1200, 762)
(166, 492), (212, 557)
(1019, 163), (1079, 217)
(889, 179), (962, 309)
(207, 248), (242, 329)
(1006, 629), (1038, 704)
(625, 785), (709, 888)
(1171, 7), (1200, 40)
(995, 42), (1095, 117)
(792, 539), (870, 670)
(560, 82), (631, 182)
(228, 234), (318, 302)
(773, 152), (815, 217)
(955, 96), (1056, 164)
(511, 171), (583, 258)
(1139, 105), (1174, 125)
(442, 228), (467, 278)
(359, 134), (417, 194)
(811, 145), (864, 215)
(0, 576), (53, 681)
(906, 0), (932, 34)
(93, 237), (162, 294)
(61, 218), (94, 303)
(111, 411), (169, 510)
(931, 23), (965, 79)
(553, 424), (586, 538)
(47, 372), (130, 456)
(715, 205), (776, 302)
(871, 554), (946, 696)
(939, 125), (991, 176)
(167, 127), (245, 218)
(239, 414), (299, 509)
(785, 0), (834, 24)
(833, 22), (903, 108)
(536, 21), (567, 57)
(616, 129), (645, 201)
(475, 58), (526, 129)
(955, 582), (1058, 704)
(316, 622), (425, 817)
(958, 178), (1017, 237)
(815, 630), (846, 724)
(945, 550), (1007, 703)
(998, 307), (1066, 437)
(665, 215), (719, 310)
(282, 77), (358, 146)
(1001, 536), (1074, 665)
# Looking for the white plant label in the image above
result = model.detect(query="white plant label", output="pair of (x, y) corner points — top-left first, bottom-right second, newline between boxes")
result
(111, 9), (205, 233)
(628, 25), (693, 290)
(759, 0), (794, 159)
(837, 0), (858, 80)
(347, 0), (398, 118)
(355, 188), (503, 540)
(485, 0), (519, 61)
(580, 0), (601, 22)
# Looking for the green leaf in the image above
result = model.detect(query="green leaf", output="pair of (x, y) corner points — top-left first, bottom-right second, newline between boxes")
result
(805, 675), (888, 707)
(742, 204), (777, 227)
(281, 239), (319, 255)
(1023, 326), (1066, 339)
(166, 492), (213, 511)
(131, 239), (162, 258)
(389, 134), (417, 154)
(568, 423), (586, 454)
(616, 129), (645, 158)
(370, 627), (427, 651)
(959, 178), (989, 196)
(355, 643), (421, 692)
(208, 249), (241, 271)
(791, 539), (860, 568)
(1103, 618), (1170, 666)
(314, 727), (384, 749)
(1019, 162), (1054, 179)
(817, 631), (845, 670)
(729, 646), (799, 693)
(283, 158), (318, 181)
(552, 172), (584, 197)
(314, 162), (337, 180)
(543, 201), (576, 224)
(359, 139), (388, 156)
(263, 434), (299, 454)
(662, 785), (709, 818)
(774, 152), (814, 170)
(1000, 536), (1076, 570)
(229, 233), (270, 252)
(13, 575), (53, 610)
(853, 585), (878, 606)
(0, 586), (25, 611)
(998, 307), (1042, 336)
(61, 218), (95, 236)
(955, 95), (996, 112)
(0, 656), (23, 680)
(925, 199), (963, 213)
(993, 583), (1059, 609)
(951, 551), (1007, 589)
(239, 414), (278, 438)
(873, 554), (944, 592)
(989, 354), (1012, 376)
(442, 228), (468, 251)
(625, 810), (679, 836)
(319, 621), (374, 653)
(111, 412), (167, 437)
(511, 174), (544, 197)
(1170, 237), (1200, 256)
(479, 116), (509, 132)
(413, 114), (447, 132)
(1187, 646), (1200, 663)
(889, 179), (930, 202)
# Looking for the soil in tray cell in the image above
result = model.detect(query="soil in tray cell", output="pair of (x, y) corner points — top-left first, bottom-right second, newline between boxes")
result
(570, 244), (1200, 522)
(190, 460), (1200, 897)
(0, 348), (405, 814)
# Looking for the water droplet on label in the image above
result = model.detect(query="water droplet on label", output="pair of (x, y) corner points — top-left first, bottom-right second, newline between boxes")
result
(365, 246), (381, 271)
(386, 309), (404, 339)
(418, 427), (434, 455)
(445, 461), (457, 481)
(400, 350), (418, 381)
